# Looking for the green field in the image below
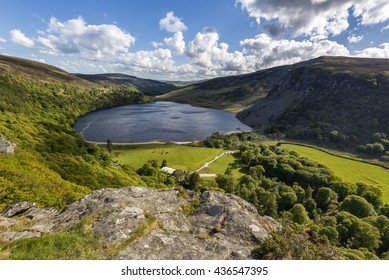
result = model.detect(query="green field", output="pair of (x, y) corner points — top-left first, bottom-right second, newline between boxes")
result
(281, 144), (389, 203)
(201, 153), (246, 179)
(112, 144), (224, 171)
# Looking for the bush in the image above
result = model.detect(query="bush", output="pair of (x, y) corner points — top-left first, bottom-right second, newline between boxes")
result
(339, 195), (377, 218)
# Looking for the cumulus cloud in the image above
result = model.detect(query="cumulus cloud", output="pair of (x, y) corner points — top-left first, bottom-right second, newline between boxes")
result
(236, 0), (389, 39)
(119, 48), (175, 71)
(0, 37), (6, 43)
(356, 43), (389, 58)
(263, 22), (287, 37)
(347, 34), (363, 44)
(159, 11), (188, 33)
(10, 29), (35, 48)
(184, 29), (252, 76)
(164, 31), (186, 54)
(240, 33), (350, 69)
(37, 17), (135, 57)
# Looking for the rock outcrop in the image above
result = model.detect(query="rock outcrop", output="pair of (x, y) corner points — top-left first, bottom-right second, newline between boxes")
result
(0, 135), (16, 154)
(0, 186), (280, 259)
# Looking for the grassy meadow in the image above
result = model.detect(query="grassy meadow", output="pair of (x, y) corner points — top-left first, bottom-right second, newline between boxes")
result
(281, 143), (389, 203)
(200, 153), (246, 179)
(112, 144), (225, 171)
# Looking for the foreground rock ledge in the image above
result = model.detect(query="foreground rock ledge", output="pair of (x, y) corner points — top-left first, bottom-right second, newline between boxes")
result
(0, 186), (280, 259)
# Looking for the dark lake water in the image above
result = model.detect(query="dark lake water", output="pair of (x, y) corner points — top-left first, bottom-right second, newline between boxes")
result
(73, 101), (251, 143)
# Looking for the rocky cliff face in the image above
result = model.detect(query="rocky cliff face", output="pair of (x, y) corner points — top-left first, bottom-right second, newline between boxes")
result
(0, 186), (279, 259)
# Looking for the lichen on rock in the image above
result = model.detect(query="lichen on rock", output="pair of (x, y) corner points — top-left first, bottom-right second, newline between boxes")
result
(0, 186), (280, 259)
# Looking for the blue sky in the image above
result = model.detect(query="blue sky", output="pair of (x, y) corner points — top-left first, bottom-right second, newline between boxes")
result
(1, 0), (389, 80)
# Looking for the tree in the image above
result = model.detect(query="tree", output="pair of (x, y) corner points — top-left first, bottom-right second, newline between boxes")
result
(263, 192), (278, 218)
(215, 174), (237, 193)
(106, 139), (113, 152)
(172, 169), (186, 183)
(331, 181), (357, 201)
(251, 225), (339, 260)
(137, 163), (157, 176)
(278, 192), (298, 211)
(381, 204), (389, 219)
(371, 215), (389, 254)
(290, 203), (310, 224)
(186, 172), (201, 190)
(249, 165), (265, 180)
(339, 195), (377, 218)
(336, 211), (381, 251)
(316, 187), (338, 212)
(304, 198), (317, 219)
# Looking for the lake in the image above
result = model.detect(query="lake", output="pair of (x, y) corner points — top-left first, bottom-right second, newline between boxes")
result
(73, 101), (251, 143)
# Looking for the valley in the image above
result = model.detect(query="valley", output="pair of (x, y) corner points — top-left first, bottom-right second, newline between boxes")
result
(1, 54), (389, 260)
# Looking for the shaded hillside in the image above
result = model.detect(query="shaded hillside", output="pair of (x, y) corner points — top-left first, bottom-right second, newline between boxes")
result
(159, 66), (287, 112)
(237, 56), (389, 154)
(76, 73), (179, 96)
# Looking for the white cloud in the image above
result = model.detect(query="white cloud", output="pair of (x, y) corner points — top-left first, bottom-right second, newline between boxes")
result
(186, 29), (221, 67)
(37, 17), (135, 57)
(347, 34), (363, 44)
(381, 24), (389, 32)
(0, 37), (6, 43)
(240, 33), (350, 69)
(184, 29), (252, 76)
(151, 41), (163, 48)
(164, 31), (186, 54)
(30, 54), (46, 63)
(236, 0), (389, 39)
(119, 48), (175, 72)
(356, 43), (389, 58)
(159, 11), (188, 33)
(10, 29), (35, 48)
(352, 0), (389, 25)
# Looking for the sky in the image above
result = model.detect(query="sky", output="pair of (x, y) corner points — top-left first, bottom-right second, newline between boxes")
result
(1, 0), (389, 80)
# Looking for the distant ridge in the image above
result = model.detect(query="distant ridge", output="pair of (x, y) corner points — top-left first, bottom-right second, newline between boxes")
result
(75, 73), (179, 96)
(0, 55), (95, 87)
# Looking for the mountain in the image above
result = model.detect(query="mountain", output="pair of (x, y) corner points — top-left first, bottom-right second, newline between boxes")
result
(159, 65), (288, 112)
(75, 73), (179, 96)
(0, 55), (95, 88)
(237, 56), (389, 149)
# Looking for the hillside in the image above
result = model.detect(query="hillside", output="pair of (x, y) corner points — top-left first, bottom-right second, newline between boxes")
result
(0, 55), (95, 88)
(0, 54), (148, 210)
(76, 73), (179, 96)
(159, 65), (287, 112)
(237, 56), (389, 154)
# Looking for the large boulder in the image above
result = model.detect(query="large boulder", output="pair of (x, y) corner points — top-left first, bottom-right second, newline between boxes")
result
(0, 187), (280, 259)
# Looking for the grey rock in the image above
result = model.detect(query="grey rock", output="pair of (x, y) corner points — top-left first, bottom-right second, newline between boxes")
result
(1, 202), (36, 217)
(0, 231), (41, 243)
(0, 135), (16, 154)
(0, 186), (280, 259)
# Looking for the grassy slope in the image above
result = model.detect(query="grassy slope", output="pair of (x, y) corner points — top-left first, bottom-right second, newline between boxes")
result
(0, 55), (146, 210)
(281, 143), (389, 203)
(159, 66), (287, 113)
(112, 144), (224, 171)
